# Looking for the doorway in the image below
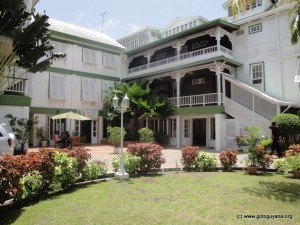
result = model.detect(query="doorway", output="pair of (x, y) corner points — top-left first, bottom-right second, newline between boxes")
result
(81, 120), (91, 144)
(193, 119), (206, 146)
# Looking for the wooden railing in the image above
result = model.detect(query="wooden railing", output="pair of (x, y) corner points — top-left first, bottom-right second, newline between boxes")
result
(167, 93), (220, 107)
(128, 45), (232, 74)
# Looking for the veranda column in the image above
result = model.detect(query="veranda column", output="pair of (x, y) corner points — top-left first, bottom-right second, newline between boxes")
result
(217, 27), (221, 52)
(176, 115), (180, 148)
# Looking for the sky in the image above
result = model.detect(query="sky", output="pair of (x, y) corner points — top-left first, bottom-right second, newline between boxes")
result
(35, 0), (227, 40)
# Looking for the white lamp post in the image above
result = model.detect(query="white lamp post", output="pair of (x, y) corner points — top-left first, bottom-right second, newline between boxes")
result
(112, 93), (129, 180)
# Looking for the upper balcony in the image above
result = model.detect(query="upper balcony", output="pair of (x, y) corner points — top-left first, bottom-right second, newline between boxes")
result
(126, 20), (238, 79)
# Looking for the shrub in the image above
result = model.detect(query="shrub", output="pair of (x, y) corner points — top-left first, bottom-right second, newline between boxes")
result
(272, 114), (300, 147)
(0, 155), (24, 204)
(235, 135), (250, 147)
(19, 171), (43, 200)
(280, 153), (300, 173)
(62, 147), (91, 174)
(107, 126), (126, 147)
(219, 150), (237, 171)
(50, 151), (78, 192)
(81, 161), (107, 181)
(195, 152), (217, 172)
(274, 158), (285, 172)
(181, 146), (199, 171)
(154, 132), (169, 145)
(112, 153), (141, 175)
(138, 127), (155, 142)
(285, 144), (300, 157)
(127, 143), (165, 175)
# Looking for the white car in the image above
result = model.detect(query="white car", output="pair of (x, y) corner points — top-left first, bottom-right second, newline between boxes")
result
(0, 124), (16, 155)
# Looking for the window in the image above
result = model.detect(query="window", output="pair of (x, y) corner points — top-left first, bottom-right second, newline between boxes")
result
(82, 78), (97, 102)
(192, 78), (205, 85)
(189, 22), (192, 28)
(185, 24), (188, 29)
(193, 20), (197, 27)
(181, 45), (188, 54)
(169, 29), (172, 35)
(249, 23), (262, 34)
(236, 29), (244, 36)
(156, 52), (167, 60)
(102, 80), (114, 101)
(168, 118), (176, 138)
(251, 63), (264, 84)
(181, 25), (184, 31)
(210, 118), (215, 140)
(166, 31), (169, 37)
(49, 73), (65, 100)
(173, 28), (176, 34)
(228, 6), (233, 17)
(103, 53), (116, 68)
(176, 27), (179, 33)
(92, 121), (97, 137)
(83, 48), (96, 64)
(294, 58), (300, 82)
(52, 41), (67, 54)
(192, 41), (208, 49)
(184, 120), (190, 138)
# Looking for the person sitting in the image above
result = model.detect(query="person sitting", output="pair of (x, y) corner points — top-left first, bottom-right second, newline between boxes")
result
(53, 131), (62, 147)
(63, 131), (72, 148)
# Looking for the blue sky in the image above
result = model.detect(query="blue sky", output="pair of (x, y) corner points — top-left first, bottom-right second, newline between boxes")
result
(35, 0), (227, 40)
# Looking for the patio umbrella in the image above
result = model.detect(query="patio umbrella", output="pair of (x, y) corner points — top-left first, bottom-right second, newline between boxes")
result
(50, 111), (91, 133)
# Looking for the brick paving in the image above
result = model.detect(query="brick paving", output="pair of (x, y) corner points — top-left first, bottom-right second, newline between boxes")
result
(29, 144), (250, 173)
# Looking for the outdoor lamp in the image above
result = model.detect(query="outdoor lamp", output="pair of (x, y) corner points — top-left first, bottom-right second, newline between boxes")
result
(122, 93), (129, 110)
(113, 94), (118, 109)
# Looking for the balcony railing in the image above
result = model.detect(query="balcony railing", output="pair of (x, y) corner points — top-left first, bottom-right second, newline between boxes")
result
(167, 93), (220, 107)
(0, 77), (26, 94)
(128, 45), (232, 74)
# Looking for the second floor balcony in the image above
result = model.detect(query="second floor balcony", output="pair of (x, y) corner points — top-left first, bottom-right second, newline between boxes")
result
(127, 25), (234, 77)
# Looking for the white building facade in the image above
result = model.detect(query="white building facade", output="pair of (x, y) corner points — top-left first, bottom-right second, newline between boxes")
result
(1, 0), (299, 150)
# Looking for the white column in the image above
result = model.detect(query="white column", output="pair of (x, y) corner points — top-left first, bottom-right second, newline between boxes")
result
(217, 27), (221, 52)
(176, 115), (180, 148)
(215, 114), (226, 151)
(216, 67), (221, 105)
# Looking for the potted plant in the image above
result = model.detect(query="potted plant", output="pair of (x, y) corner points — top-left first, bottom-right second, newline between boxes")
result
(4, 113), (39, 154)
(281, 153), (300, 178)
(107, 126), (127, 154)
(235, 135), (250, 151)
(35, 126), (48, 147)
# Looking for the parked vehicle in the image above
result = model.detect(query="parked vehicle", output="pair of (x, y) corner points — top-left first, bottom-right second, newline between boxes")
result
(0, 124), (16, 155)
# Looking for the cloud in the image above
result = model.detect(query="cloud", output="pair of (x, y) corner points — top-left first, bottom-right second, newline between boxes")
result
(103, 19), (121, 32)
(76, 11), (86, 21)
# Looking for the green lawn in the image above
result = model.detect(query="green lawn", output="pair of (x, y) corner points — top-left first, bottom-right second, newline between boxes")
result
(1, 172), (300, 225)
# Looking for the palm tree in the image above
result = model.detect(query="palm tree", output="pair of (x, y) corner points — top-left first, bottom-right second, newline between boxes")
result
(230, 0), (300, 44)
(0, 0), (65, 95)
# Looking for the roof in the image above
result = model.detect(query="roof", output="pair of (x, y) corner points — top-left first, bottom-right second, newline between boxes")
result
(48, 18), (126, 51)
(126, 19), (239, 56)
(161, 16), (208, 32)
(117, 26), (161, 42)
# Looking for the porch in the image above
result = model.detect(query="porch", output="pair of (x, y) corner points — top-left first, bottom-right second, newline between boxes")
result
(167, 93), (221, 107)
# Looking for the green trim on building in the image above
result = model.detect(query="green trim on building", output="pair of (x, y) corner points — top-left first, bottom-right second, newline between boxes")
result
(124, 56), (242, 81)
(50, 31), (127, 54)
(126, 19), (239, 56)
(0, 95), (31, 106)
(47, 67), (120, 81)
(173, 105), (224, 115)
(30, 107), (102, 117)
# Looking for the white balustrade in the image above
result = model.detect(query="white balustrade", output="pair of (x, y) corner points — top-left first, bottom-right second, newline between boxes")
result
(167, 93), (220, 107)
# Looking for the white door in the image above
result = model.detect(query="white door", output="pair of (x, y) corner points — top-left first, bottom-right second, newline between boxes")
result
(91, 120), (97, 144)
(224, 119), (238, 149)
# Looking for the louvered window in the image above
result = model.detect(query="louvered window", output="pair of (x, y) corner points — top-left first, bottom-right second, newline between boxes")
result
(50, 73), (65, 100)
(52, 41), (67, 54)
(102, 81), (114, 101)
(251, 63), (263, 84)
(103, 53), (116, 68)
(82, 78), (97, 102)
(83, 48), (96, 64)
(294, 59), (300, 82)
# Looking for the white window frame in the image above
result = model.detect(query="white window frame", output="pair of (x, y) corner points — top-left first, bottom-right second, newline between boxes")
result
(49, 73), (66, 100)
(294, 58), (300, 82)
(83, 48), (96, 64)
(249, 23), (262, 34)
(251, 62), (264, 85)
(102, 80), (114, 101)
(103, 52), (116, 68)
(184, 120), (190, 138)
(82, 78), (97, 102)
(168, 118), (177, 139)
(52, 41), (67, 54)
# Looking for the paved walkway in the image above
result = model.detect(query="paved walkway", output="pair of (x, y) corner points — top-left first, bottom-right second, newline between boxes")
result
(29, 144), (249, 173)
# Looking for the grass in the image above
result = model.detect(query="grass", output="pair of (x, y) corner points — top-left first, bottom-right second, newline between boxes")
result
(1, 172), (300, 225)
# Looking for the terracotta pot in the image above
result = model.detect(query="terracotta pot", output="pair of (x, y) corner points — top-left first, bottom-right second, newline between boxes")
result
(293, 171), (300, 178)
(247, 166), (258, 175)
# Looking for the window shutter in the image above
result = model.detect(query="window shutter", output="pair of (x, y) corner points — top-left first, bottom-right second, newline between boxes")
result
(50, 74), (65, 99)
(294, 59), (300, 82)
(89, 79), (97, 101)
(82, 78), (96, 101)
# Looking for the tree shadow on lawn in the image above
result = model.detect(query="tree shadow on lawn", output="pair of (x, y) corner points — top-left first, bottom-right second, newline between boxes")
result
(243, 177), (300, 202)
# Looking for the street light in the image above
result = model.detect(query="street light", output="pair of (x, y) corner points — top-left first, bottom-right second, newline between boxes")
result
(112, 93), (129, 180)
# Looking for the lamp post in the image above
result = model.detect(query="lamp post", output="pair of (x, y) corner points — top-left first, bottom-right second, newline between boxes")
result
(112, 93), (129, 180)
